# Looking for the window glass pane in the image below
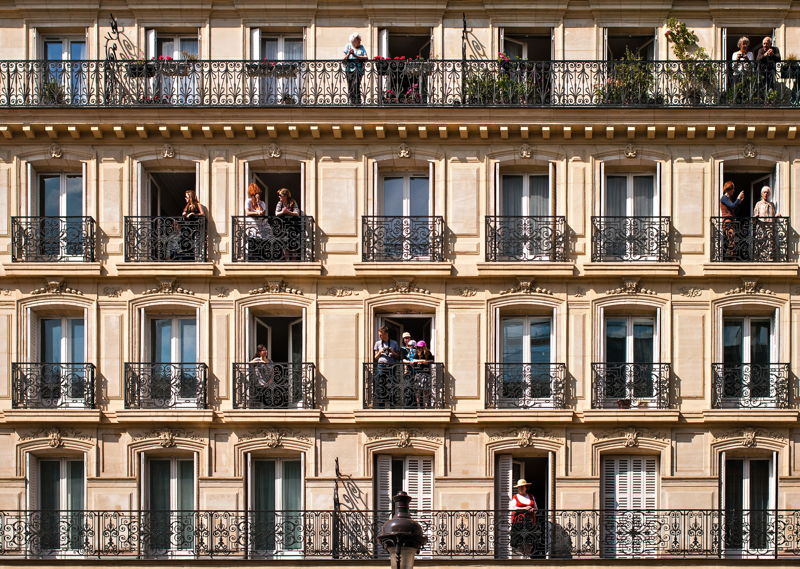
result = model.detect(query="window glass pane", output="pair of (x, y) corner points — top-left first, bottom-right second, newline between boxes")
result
(409, 177), (429, 216)
(633, 321), (654, 363)
(723, 320), (744, 365)
(529, 175), (550, 217)
(42, 319), (62, 362)
(290, 320), (302, 364)
(391, 459), (404, 497)
(179, 38), (199, 58)
(40, 460), (60, 510)
(282, 460), (302, 510)
(253, 460), (276, 511)
(178, 460), (194, 510)
(65, 175), (82, 217)
(633, 175), (655, 217)
(724, 459), (744, 510)
(41, 175), (61, 217)
(530, 319), (551, 363)
(501, 318), (524, 363)
(70, 42), (86, 60)
(750, 320), (771, 364)
(149, 460), (171, 510)
(284, 39), (303, 60)
(382, 177), (404, 216)
(69, 319), (84, 362)
(262, 38), (279, 60)
(605, 176), (628, 216)
(152, 319), (172, 363)
(179, 319), (196, 363)
(45, 41), (63, 61)
(156, 38), (174, 58)
(749, 460), (770, 511)
(605, 319), (627, 362)
(501, 175), (523, 216)
(68, 461), (84, 510)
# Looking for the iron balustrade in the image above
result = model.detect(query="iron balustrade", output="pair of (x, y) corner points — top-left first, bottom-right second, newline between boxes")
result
(362, 216), (445, 262)
(712, 363), (790, 409)
(0, 509), (797, 559)
(591, 216), (671, 262)
(485, 216), (567, 262)
(363, 362), (446, 409)
(124, 216), (207, 262)
(710, 217), (790, 262)
(485, 363), (566, 409)
(11, 216), (95, 262)
(232, 362), (316, 409)
(231, 215), (315, 262)
(124, 363), (207, 409)
(592, 363), (671, 409)
(2, 59), (800, 108)
(11, 363), (95, 409)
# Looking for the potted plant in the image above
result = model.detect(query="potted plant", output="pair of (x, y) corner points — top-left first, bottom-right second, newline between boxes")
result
(665, 18), (718, 105)
(126, 59), (156, 78)
(40, 80), (66, 104)
(616, 398), (632, 409)
(246, 60), (276, 76)
(373, 56), (407, 75)
(595, 48), (661, 105)
(280, 93), (297, 104)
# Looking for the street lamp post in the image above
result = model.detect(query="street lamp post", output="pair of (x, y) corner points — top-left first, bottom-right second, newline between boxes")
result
(377, 491), (427, 569)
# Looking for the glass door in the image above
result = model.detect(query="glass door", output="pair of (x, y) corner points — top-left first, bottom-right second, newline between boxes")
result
(604, 174), (656, 259)
(722, 318), (772, 404)
(151, 318), (197, 407)
(261, 36), (303, 104)
(604, 317), (655, 404)
(39, 459), (85, 552)
(501, 174), (551, 259)
(251, 458), (302, 554)
(149, 458), (194, 554)
(43, 38), (86, 104)
(41, 318), (85, 407)
(724, 458), (775, 556)
(381, 175), (430, 260)
(39, 174), (84, 259)
(500, 316), (553, 406)
(156, 35), (199, 104)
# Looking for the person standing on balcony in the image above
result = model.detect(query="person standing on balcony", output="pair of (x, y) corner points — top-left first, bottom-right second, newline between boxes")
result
(509, 479), (538, 557)
(731, 37), (754, 99)
(245, 183), (268, 261)
(753, 185), (780, 262)
(275, 188), (301, 260)
(756, 36), (781, 93)
(753, 186), (778, 218)
(720, 181), (745, 261)
(343, 33), (368, 104)
(373, 326), (400, 407)
(182, 189), (206, 219)
(249, 344), (275, 407)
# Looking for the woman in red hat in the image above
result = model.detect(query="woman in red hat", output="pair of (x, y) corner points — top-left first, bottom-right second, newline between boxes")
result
(509, 478), (538, 555)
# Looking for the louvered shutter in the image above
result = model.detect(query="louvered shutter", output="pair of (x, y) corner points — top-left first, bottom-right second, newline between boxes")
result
(375, 455), (392, 512)
(405, 456), (433, 556)
(25, 454), (39, 555)
(495, 455), (513, 558)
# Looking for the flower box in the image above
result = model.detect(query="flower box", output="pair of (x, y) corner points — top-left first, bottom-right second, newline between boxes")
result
(126, 62), (156, 78)
(374, 59), (406, 75)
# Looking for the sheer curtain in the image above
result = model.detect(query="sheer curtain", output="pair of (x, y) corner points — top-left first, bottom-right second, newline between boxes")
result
(605, 176), (628, 216)
(633, 175), (654, 216)
(530, 175), (550, 216)
(502, 175), (523, 216)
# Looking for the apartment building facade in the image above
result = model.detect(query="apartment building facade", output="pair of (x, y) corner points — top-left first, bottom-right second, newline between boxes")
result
(0, 0), (799, 565)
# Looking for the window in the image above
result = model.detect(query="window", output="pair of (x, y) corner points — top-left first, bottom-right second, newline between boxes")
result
(378, 29), (431, 59)
(500, 29), (552, 60)
(249, 32), (304, 104)
(721, 316), (776, 405)
(249, 458), (303, 553)
(601, 316), (658, 405)
(145, 30), (200, 105)
(723, 28), (777, 60)
(28, 456), (85, 553)
(41, 36), (86, 104)
(146, 457), (195, 553)
(143, 317), (199, 408)
(497, 170), (558, 260)
(377, 172), (432, 260)
(601, 455), (657, 558)
(37, 173), (86, 260)
(375, 455), (433, 555)
(497, 316), (556, 406)
(723, 456), (775, 554)
(605, 28), (656, 60)
(38, 317), (87, 407)
(495, 454), (551, 557)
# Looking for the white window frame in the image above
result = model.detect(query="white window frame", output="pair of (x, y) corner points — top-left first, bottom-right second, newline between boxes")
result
(143, 314), (200, 408)
(602, 315), (659, 405)
(600, 171), (660, 217)
(499, 315), (554, 364)
(143, 455), (197, 556)
(379, 172), (432, 216)
(721, 453), (777, 557)
(41, 36), (86, 60)
(499, 171), (554, 217)
(720, 313), (778, 406)
(247, 455), (305, 556)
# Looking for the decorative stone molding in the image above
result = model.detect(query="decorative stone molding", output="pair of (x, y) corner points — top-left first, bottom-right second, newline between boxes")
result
(378, 279), (430, 295)
(573, 287), (586, 297)
(214, 287), (230, 298)
(595, 427), (667, 447)
(397, 143), (412, 159)
(325, 286), (355, 297)
(265, 143), (281, 158)
(623, 144), (638, 158)
(0, 288), (11, 296)
(160, 144), (175, 159)
(678, 286), (702, 298)
(48, 143), (63, 159)
(454, 286), (477, 297)
(743, 143), (757, 159)
(605, 278), (655, 296)
(20, 427), (90, 447)
(725, 278), (774, 296)
(249, 280), (303, 295)
(31, 279), (82, 296)
(132, 428), (200, 447)
(367, 428), (442, 446)
(143, 278), (194, 296)
(239, 427), (309, 447)
(103, 287), (122, 297)
(518, 144), (533, 159)
(488, 427), (559, 446)
(712, 427), (787, 447)
(499, 278), (552, 296)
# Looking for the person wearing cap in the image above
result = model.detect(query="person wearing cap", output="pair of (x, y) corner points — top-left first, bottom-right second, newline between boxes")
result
(400, 331), (415, 360)
(509, 478), (538, 555)
(403, 340), (417, 363)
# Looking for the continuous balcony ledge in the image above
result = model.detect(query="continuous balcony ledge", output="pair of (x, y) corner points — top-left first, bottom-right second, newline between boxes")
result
(218, 409), (322, 424)
(580, 409), (681, 423)
(475, 409), (575, 423)
(702, 262), (798, 276)
(113, 262), (215, 277)
(354, 409), (453, 423)
(581, 261), (680, 276)
(2, 261), (102, 276)
(110, 409), (215, 424)
(220, 261), (323, 276)
(703, 409), (800, 423)
(476, 261), (575, 276)
(1, 409), (102, 424)
(353, 262), (454, 276)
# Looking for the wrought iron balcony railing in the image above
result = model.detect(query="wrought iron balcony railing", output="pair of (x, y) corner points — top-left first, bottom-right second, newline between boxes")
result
(362, 216), (445, 262)
(124, 363), (207, 409)
(11, 216), (95, 262)
(591, 216), (671, 262)
(232, 362), (316, 409)
(2, 59), (800, 108)
(11, 363), (95, 409)
(485, 363), (566, 409)
(363, 362), (446, 409)
(231, 215), (315, 262)
(710, 217), (790, 262)
(485, 216), (567, 262)
(712, 363), (790, 409)
(124, 216), (207, 262)
(0, 509), (797, 559)
(592, 363), (671, 409)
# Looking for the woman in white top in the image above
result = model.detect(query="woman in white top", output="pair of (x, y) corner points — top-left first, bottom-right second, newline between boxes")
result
(731, 36), (754, 75)
(508, 478), (538, 555)
(244, 183), (272, 260)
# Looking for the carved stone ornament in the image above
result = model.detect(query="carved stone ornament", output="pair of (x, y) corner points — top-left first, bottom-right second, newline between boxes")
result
(396, 429), (412, 448)
(20, 426), (90, 446)
(499, 278), (553, 296)
(743, 143), (757, 159)
(725, 278), (774, 296)
(367, 428), (442, 445)
(31, 279), (82, 296)
(132, 428), (200, 446)
(0, 288), (11, 296)
(249, 280), (303, 295)
(239, 427), (309, 446)
(378, 279), (430, 295)
(103, 287), (122, 297)
(143, 278), (194, 296)
(518, 144), (533, 159)
(160, 144), (175, 159)
(712, 427), (787, 447)
(488, 426), (559, 445)
(678, 286), (702, 298)
(214, 287), (230, 298)
(623, 144), (638, 159)
(595, 427), (667, 446)
(48, 143), (63, 159)
(605, 278), (655, 296)
(573, 287), (586, 297)
(454, 286), (477, 297)
(325, 286), (355, 297)
(397, 143), (412, 159)
(266, 143), (282, 158)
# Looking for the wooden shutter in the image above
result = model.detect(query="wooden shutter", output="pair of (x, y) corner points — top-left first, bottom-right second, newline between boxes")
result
(379, 29), (389, 57)
(495, 454), (513, 509)
(773, 162), (781, 214)
(654, 161), (662, 216)
(599, 160), (605, 216)
(250, 28), (260, 60)
(26, 454), (39, 511)
(375, 455), (392, 512)
(145, 29), (156, 59)
(406, 456), (433, 556)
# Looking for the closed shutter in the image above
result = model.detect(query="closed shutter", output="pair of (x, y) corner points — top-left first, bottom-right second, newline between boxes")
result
(26, 453), (39, 554)
(375, 455), (392, 512)
(405, 456), (433, 556)
(495, 455), (513, 558)
(602, 455), (658, 557)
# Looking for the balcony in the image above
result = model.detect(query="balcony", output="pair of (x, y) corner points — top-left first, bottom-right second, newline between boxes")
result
(591, 217), (671, 262)
(2, 59), (799, 108)
(710, 217), (790, 262)
(0, 509), (796, 559)
(363, 362), (446, 409)
(485, 363), (566, 409)
(711, 363), (790, 409)
(124, 217), (207, 262)
(362, 216), (445, 262)
(485, 217), (567, 262)
(231, 216), (315, 262)
(124, 363), (207, 409)
(11, 217), (95, 262)
(591, 363), (671, 409)
(11, 363), (95, 409)
(232, 362), (316, 409)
